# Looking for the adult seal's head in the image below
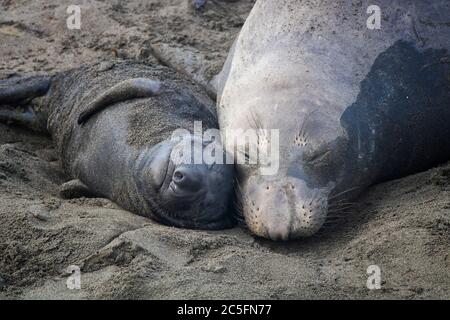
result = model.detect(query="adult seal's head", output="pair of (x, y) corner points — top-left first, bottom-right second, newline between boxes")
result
(217, 0), (450, 239)
(229, 111), (345, 240)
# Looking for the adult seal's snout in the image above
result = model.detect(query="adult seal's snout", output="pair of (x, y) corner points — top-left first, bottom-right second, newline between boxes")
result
(244, 175), (330, 240)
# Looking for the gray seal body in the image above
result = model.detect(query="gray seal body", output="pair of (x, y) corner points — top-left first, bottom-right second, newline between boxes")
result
(217, 0), (450, 239)
(1, 61), (235, 230)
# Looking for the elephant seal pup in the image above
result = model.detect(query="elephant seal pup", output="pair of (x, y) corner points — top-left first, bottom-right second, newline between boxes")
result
(0, 61), (234, 230)
(217, 0), (450, 239)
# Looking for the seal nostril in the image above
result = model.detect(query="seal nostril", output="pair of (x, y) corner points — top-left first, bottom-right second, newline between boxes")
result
(171, 167), (204, 192)
(173, 170), (184, 183)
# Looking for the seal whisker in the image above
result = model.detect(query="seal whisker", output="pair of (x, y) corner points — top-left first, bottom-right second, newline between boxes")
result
(327, 213), (351, 219)
(294, 110), (320, 147)
(326, 214), (348, 219)
(328, 206), (355, 212)
(328, 187), (360, 201)
(295, 114), (309, 146)
(328, 202), (356, 209)
(247, 109), (266, 148)
(232, 203), (248, 228)
(323, 217), (347, 226)
(232, 175), (247, 226)
(327, 206), (355, 214)
(328, 201), (356, 207)
(233, 174), (245, 196)
(328, 208), (354, 214)
(329, 199), (356, 205)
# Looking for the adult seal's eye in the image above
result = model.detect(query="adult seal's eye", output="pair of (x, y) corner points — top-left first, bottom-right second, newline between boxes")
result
(202, 137), (215, 146)
(303, 148), (331, 165)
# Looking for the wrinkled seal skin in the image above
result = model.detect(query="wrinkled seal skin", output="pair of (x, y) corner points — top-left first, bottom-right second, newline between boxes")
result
(217, 0), (450, 240)
(2, 61), (235, 230)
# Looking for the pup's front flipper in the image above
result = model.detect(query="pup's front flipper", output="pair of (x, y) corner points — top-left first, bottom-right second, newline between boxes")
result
(59, 179), (98, 199)
(77, 78), (162, 125)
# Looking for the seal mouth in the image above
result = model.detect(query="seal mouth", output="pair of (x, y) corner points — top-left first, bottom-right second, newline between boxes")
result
(168, 182), (207, 201)
(155, 162), (234, 230)
(239, 175), (331, 240)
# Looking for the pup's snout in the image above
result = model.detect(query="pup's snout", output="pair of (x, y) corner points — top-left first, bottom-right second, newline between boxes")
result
(172, 166), (203, 191)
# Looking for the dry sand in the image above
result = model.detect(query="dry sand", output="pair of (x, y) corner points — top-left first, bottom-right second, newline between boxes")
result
(0, 0), (449, 299)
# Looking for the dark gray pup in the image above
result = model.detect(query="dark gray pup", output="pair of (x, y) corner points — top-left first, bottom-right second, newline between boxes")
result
(0, 61), (234, 230)
(217, 0), (450, 240)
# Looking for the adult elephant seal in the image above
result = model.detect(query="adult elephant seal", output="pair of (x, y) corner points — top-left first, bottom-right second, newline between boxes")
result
(216, 0), (450, 240)
(0, 61), (234, 230)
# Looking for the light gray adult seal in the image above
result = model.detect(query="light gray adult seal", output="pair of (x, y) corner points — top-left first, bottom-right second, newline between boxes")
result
(216, 0), (450, 240)
(0, 61), (234, 230)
